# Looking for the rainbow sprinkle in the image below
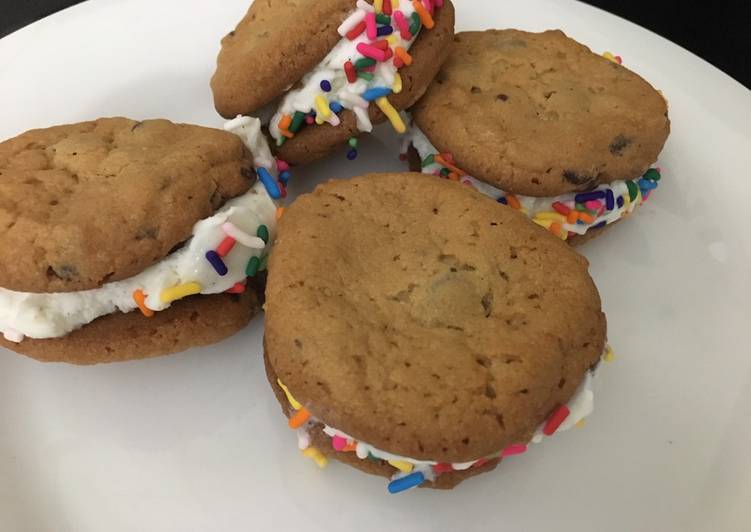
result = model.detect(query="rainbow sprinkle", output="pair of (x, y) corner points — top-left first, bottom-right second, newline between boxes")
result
(270, 0), (444, 158)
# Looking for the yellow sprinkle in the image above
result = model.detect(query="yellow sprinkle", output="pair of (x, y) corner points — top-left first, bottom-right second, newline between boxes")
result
(392, 0), (399, 8)
(374, 0), (383, 13)
(386, 34), (398, 46)
(533, 219), (553, 230)
(276, 379), (302, 410)
(315, 95), (331, 120)
(388, 460), (414, 473)
(604, 345), (616, 362)
(534, 211), (567, 223)
(302, 447), (328, 469)
(160, 282), (202, 304)
(375, 97), (406, 133)
(392, 72), (403, 94)
(602, 51), (616, 63)
(278, 380), (302, 410)
(575, 419), (586, 428)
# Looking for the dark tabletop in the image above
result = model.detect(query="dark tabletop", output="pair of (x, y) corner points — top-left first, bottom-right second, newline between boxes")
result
(0, 0), (748, 88)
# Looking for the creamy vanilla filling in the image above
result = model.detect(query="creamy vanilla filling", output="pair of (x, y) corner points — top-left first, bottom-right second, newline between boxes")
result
(407, 126), (660, 240)
(0, 117), (278, 342)
(268, 0), (426, 143)
(283, 347), (611, 487)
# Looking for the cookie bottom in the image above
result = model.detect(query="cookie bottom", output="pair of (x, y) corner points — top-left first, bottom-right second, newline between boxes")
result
(274, 1), (455, 166)
(406, 145), (616, 247)
(264, 349), (500, 490)
(0, 285), (263, 365)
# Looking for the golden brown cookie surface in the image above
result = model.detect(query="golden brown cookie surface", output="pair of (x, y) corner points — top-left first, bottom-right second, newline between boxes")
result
(0, 288), (262, 365)
(0, 118), (254, 293)
(265, 173), (606, 466)
(412, 29), (670, 196)
(211, 0), (355, 118)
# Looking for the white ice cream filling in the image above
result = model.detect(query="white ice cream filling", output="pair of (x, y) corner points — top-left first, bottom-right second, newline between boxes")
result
(407, 126), (659, 239)
(268, 0), (423, 142)
(289, 348), (610, 482)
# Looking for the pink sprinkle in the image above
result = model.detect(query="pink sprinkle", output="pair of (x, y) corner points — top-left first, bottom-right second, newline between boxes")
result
(357, 42), (390, 62)
(305, 115), (315, 125)
(434, 0), (444, 6)
(276, 159), (289, 172)
(365, 11), (377, 40)
(393, 10), (412, 40)
(332, 435), (347, 451)
(585, 200), (603, 211)
(501, 444), (528, 457)
(423, 0), (434, 14)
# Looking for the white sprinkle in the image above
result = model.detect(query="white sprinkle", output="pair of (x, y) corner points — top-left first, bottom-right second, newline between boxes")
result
(353, 107), (373, 132)
(337, 8), (367, 36)
(221, 223), (266, 249)
(2, 329), (24, 343)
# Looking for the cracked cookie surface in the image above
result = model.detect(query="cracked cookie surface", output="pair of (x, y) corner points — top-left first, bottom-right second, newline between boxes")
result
(0, 117), (254, 293)
(265, 172), (606, 463)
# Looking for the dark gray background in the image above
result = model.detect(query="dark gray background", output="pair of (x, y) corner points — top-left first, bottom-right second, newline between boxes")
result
(0, 0), (748, 87)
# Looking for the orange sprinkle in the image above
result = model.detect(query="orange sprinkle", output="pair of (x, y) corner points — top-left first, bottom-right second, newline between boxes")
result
(288, 407), (311, 429)
(343, 442), (358, 452)
(579, 212), (596, 224)
(412, 0), (434, 29)
(434, 155), (466, 176)
(447, 172), (460, 181)
(276, 206), (285, 220)
(550, 222), (566, 239)
(280, 129), (294, 139)
(132, 289), (154, 318)
(394, 46), (413, 66)
(279, 114), (292, 131)
(506, 194), (521, 210)
(567, 210), (580, 224)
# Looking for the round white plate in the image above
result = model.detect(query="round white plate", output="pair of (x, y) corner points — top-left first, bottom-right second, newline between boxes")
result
(1, 1), (749, 531)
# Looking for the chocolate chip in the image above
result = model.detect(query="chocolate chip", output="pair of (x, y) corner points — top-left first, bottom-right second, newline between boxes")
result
(609, 134), (632, 155)
(563, 170), (597, 188)
(496, 94), (509, 101)
(241, 167), (256, 181)
(46, 264), (79, 281)
(471, 86), (482, 94)
(135, 227), (157, 240)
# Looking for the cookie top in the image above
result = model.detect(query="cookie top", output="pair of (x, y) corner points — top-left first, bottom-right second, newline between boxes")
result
(211, 0), (354, 118)
(0, 118), (254, 293)
(411, 29), (670, 197)
(265, 172), (606, 463)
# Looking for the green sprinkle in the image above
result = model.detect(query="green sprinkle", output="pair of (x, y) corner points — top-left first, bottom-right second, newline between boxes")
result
(421, 153), (435, 167)
(276, 136), (286, 147)
(348, 137), (359, 148)
(289, 111), (306, 133)
(366, 453), (380, 462)
(259, 254), (269, 272)
(575, 203), (587, 212)
(376, 13), (391, 25)
(357, 72), (374, 81)
(256, 224), (269, 244)
(643, 168), (661, 181)
(409, 12), (422, 36)
(626, 180), (639, 201)
(245, 256), (260, 277)
(355, 57), (377, 70)
(439, 167), (450, 177)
